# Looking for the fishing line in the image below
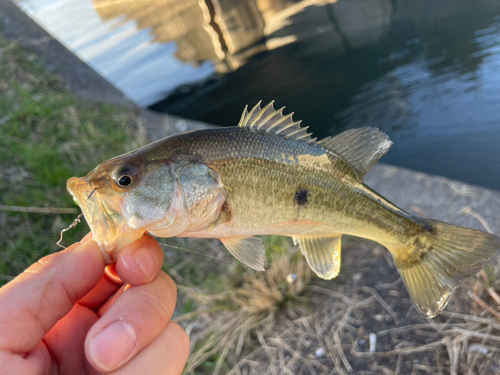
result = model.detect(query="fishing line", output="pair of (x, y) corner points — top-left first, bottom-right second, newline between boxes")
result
(158, 242), (232, 263)
(87, 188), (97, 200)
(56, 213), (83, 249)
(55, 217), (231, 264)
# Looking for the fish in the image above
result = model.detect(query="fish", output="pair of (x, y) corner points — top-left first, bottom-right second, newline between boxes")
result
(67, 101), (500, 318)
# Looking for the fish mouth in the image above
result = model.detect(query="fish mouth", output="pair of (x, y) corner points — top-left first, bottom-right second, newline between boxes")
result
(67, 176), (144, 262)
(67, 177), (97, 228)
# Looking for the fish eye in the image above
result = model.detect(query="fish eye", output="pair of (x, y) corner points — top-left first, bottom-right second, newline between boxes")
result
(118, 175), (132, 187)
(113, 166), (138, 189)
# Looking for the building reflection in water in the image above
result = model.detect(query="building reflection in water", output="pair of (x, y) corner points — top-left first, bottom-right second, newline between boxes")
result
(92, 0), (346, 73)
(89, 0), (500, 191)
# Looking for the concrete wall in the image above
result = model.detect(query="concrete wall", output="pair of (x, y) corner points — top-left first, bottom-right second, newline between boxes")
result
(2, 0), (499, 234)
(0, 0), (213, 139)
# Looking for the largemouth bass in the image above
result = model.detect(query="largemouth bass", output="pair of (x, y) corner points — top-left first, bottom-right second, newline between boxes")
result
(67, 102), (500, 318)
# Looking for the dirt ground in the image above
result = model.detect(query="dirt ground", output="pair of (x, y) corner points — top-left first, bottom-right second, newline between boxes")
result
(219, 240), (500, 375)
(173, 164), (500, 375)
(2, 28), (500, 375)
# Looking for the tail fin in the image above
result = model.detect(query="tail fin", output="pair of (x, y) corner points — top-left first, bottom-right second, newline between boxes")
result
(393, 219), (500, 318)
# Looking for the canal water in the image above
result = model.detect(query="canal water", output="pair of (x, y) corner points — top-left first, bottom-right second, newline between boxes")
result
(17, 0), (500, 190)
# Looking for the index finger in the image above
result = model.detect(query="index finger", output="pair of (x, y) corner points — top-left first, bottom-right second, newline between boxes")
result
(114, 234), (164, 286)
(0, 238), (106, 353)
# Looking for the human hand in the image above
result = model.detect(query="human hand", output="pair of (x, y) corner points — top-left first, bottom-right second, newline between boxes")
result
(0, 233), (189, 374)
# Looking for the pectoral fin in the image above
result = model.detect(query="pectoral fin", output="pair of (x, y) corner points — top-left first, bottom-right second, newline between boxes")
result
(220, 236), (266, 271)
(207, 205), (231, 232)
(293, 235), (342, 279)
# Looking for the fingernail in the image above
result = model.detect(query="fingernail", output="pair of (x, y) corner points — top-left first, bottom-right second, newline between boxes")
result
(134, 246), (157, 278)
(89, 321), (137, 370)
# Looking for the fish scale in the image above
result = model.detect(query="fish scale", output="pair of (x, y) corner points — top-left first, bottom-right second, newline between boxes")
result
(67, 101), (500, 318)
(169, 127), (412, 242)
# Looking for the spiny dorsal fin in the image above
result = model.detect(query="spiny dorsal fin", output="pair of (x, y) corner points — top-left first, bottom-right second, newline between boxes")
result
(317, 127), (393, 180)
(238, 101), (316, 145)
(238, 102), (392, 179)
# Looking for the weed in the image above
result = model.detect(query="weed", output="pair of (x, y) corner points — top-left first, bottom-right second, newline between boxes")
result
(0, 35), (146, 281)
(3, 33), (500, 375)
(178, 243), (311, 375)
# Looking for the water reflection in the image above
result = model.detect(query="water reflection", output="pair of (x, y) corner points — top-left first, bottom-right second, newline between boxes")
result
(96, 0), (495, 77)
(147, 0), (500, 190)
(92, 0), (346, 73)
(16, 0), (500, 189)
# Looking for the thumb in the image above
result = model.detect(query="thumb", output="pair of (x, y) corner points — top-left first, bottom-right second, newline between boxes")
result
(0, 237), (105, 353)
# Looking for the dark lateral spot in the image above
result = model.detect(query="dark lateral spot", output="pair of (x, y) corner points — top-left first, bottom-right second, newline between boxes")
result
(421, 222), (436, 234)
(294, 189), (309, 207)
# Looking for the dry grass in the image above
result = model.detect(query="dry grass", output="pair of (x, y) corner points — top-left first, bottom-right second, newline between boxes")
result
(3, 33), (500, 375)
(168, 241), (311, 375)
(163, 180), (500, 375)
(0, 35), (146, 281)
(167, 236), (500, 375)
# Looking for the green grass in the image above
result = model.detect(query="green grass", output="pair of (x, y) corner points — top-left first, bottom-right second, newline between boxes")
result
(4, 32), (500, 375)
(0, 35), (147, 281)
(0, 34), (311, 374)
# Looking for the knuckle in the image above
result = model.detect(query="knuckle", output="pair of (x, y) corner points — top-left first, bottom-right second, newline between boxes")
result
(135, 287), (172, 323)
(170, 322), (190, 349)
(163, 322), (190, 364)
(158, 271), (176, 292)
(21, 253), (61, 277)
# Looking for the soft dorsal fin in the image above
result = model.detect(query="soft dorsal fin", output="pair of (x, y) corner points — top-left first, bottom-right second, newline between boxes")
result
(317, 127), (393, 180)
(238, 101), (316, 144)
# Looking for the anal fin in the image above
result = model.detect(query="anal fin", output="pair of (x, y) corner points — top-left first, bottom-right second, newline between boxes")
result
(220, 236), (266, 271)
(293, 235), (342, 280)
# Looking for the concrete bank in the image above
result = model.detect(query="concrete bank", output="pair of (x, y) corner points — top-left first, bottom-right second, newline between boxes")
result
(365, 164), (500, 235)
(1, 0), (499, 233)
(0, 0), (213, 139)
